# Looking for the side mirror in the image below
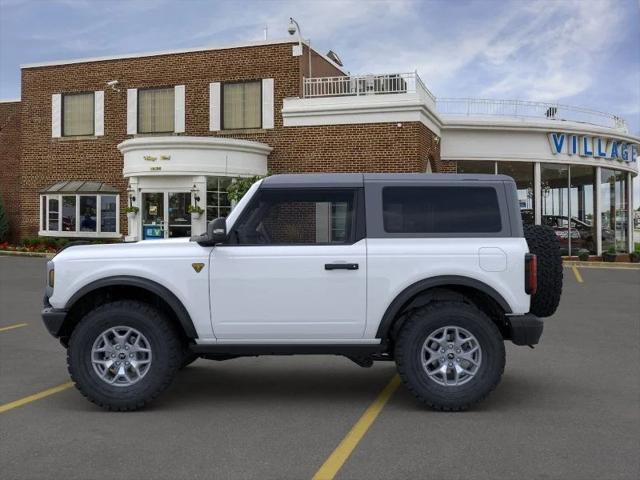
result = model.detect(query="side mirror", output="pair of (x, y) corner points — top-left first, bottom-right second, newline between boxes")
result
(207, 217), (227, 244)
(191, 217), (227, 246)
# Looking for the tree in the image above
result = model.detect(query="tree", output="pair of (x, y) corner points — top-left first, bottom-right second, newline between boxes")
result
(226, 174), (269, 204)
(0, 194), (9, 242)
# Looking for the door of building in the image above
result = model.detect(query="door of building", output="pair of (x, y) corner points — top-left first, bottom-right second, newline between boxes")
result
(141, 192), (191, 239)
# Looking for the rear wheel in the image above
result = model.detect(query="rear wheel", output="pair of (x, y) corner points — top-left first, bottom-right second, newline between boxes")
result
(395, 301), (505, 411)
(67, 300), (182, 411)
(524, 224), (563, 317)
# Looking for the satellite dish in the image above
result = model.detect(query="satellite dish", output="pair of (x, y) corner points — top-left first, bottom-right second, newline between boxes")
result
(326, 50), (343, 67)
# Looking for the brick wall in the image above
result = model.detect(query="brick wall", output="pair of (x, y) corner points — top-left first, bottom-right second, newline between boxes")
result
(17, 41), (441, 239)
(0, 101), (21, 241)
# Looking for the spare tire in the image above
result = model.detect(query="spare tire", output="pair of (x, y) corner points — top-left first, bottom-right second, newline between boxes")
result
(523, 224), (563, 318)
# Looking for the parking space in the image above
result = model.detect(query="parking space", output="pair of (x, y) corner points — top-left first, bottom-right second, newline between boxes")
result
(1, 257), (639, 480)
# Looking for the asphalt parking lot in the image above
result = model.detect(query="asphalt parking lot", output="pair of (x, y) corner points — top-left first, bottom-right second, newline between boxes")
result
(1, 256), (639, 480)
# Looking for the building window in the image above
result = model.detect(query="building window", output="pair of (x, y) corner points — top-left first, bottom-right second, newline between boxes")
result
(138, 88), (175, 133)
(222, 81), (261, 129)
(206, 176), (234, 221)
(231, 189), (356, 245)
(569, 166), (596, 255)
(541, 164), (570, 255)
(497, 162), (535, 225)
(62, 92), (94, 136)
(601, 168), (629, 253)
(456, 160), (496, 174)
(40, 193), (120, 237)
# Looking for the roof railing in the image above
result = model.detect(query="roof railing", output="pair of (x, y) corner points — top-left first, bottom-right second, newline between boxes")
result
(435, 98), (628, 131)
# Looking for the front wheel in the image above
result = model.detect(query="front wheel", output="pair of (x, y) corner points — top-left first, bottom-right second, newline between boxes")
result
(395, 301), (505, 411)
(67, 300), (182, 411)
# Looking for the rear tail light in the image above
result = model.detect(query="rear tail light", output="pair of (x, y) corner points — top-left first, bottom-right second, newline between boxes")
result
(525, 253), (537, 295)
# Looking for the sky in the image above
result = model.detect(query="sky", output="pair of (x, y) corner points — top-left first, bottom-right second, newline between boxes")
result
(0, 0), (639, 203)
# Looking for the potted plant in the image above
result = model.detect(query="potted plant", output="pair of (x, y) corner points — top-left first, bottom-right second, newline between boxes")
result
(577, 249), (589, 261)
(125, 206), (139, 221)
(602, 246), (617, 262)
(630, 246), (640, 263)
(187, 204), (204, 220)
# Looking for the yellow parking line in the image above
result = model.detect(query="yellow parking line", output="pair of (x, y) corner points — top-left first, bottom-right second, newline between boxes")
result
(0, 382), (74, 414)
(572, 265), (584, 283)
(312, 375), (401, 480)
(0, 323), (28, 333)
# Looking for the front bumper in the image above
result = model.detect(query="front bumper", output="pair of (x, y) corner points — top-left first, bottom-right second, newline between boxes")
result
(42, 296), (68, 338)
(507, 314), (543, 346)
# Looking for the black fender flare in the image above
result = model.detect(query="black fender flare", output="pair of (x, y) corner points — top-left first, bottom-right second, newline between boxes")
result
(375, 275), (512, 339)
(65, 275), (198, 338)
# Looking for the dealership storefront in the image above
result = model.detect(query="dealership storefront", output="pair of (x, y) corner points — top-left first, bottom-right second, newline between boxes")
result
(441, 118), (638, 255)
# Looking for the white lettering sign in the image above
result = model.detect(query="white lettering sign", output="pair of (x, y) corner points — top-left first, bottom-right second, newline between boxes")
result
(548, 132), (637, 163)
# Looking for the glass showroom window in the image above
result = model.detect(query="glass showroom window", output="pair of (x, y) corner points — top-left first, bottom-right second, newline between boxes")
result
(456, 160), (496, 174)
(138, 88), (175, 133)
(541, 164), (570, 255)
(206, 177), (234, 221)
(40, 194), (119, 237)
(569, 166), (596, 255)
(601, 168), (629, 253)
(222, 81), (261, 129)
(62, 92), (94, 136)
(497, 162), (535, 225)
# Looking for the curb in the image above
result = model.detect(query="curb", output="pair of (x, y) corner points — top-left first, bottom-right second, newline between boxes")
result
(563, 260), (640, 270)
(0, 250), (55, 259)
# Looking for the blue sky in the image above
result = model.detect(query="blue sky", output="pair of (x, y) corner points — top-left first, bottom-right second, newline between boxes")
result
(1, 0), (639, 201)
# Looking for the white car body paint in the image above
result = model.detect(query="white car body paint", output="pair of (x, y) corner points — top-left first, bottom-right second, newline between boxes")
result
(48, 176), (531, 345)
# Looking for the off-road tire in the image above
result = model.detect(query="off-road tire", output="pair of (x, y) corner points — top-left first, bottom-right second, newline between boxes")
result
(524, 224), (563, 317)
(395, 301), (505, 411)
(67, 300), (182, 411)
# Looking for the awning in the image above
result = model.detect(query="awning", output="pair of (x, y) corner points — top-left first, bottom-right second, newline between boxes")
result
(40, 180), (120, 194)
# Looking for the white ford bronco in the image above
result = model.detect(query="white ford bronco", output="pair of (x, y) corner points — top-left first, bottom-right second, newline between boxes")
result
(42, 173), (562, 411)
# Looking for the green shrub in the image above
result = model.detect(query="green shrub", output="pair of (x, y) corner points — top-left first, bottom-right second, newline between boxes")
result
(226, 174), (269, 204)
(0, 195), (9, 242)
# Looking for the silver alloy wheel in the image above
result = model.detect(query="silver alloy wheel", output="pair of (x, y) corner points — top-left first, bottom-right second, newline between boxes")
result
(91, 326), (152, 387)
(421, 326), (482, 386)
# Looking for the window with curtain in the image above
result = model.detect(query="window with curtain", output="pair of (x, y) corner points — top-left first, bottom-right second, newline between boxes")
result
(63, 92), (94, 136)
(223, 81), (261, 129)
(138, 88), (175, 133)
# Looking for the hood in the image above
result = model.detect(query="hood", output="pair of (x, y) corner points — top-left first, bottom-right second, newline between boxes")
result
(53, 238), (208, 263)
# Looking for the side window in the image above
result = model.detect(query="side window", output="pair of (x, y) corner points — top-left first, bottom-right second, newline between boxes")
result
(382, 186), (502, 234)
(231, 189), (357, 245)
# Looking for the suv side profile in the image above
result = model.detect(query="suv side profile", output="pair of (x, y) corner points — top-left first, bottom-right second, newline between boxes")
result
(42, 174), (562, 411)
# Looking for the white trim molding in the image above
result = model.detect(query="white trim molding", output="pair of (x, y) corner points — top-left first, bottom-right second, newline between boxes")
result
(174, 85), (186, 133)
(282, 93), (442, 135)
(127, 88), (137, 135)
(94, 90), (104, 136)
(51, 94), (62, 138)
(118, 136), (271, 178)
(209, 82), (221, 131)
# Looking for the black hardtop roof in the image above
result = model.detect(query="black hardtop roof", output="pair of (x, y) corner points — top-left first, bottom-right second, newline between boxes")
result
(261, 173), (514, 188)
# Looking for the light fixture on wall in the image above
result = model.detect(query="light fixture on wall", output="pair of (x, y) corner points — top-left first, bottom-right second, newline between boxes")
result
(127, 187), (136, 204)
(191, 184), (200, 203)
(288, 17), (312, 78)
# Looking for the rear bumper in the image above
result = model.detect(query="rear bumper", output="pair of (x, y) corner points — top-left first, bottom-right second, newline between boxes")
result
(42, 304), (68, 338)
(507, 314), (543, 346)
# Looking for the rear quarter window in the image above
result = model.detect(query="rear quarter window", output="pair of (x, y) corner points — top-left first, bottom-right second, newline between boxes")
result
(382, 186), (502, 234)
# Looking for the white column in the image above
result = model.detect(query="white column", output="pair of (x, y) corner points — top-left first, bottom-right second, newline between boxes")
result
(595, 167), (602, 256)
(628, 172), (633, 253)
(534, 162), (541, 225)
(191, 175), (207, 236)
(125, 177), (140, 242)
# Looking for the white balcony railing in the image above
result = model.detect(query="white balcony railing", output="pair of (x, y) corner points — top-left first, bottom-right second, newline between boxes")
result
(303, 72), (436, 101)
(436, 98), (628, 131)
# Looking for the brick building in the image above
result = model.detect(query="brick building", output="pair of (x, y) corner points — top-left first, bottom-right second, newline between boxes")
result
(0, 37), (638, 254)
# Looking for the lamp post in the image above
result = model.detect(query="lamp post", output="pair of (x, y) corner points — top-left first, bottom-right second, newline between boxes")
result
(288, 17), (312, 94)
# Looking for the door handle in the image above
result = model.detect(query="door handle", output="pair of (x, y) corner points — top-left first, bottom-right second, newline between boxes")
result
(324, 263), (359, 271)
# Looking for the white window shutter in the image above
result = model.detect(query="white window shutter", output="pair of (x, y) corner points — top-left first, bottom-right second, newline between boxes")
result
(51, 94), (61, 138)
(262, 78), (274, 129)
(127, 88), (137, 135)
(94, 91), (104, 136)
(174, 85), (185, 133)
(209, 82), (221, 131)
